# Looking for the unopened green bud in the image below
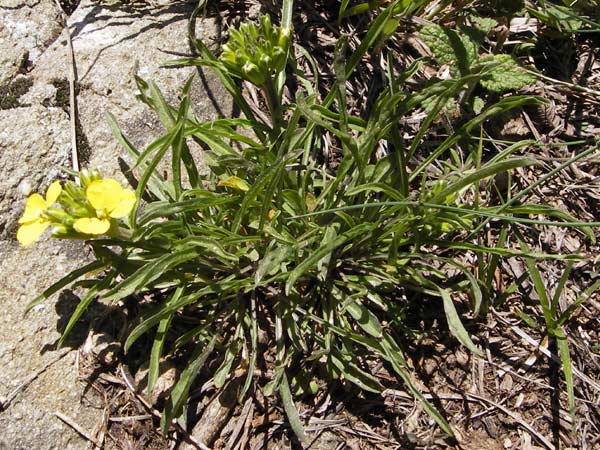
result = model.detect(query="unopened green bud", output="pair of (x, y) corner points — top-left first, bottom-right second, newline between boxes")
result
(278, 27), (292, 49)
(242, 61), (265, 86)
(273, 47), (286, 71)
(79, 168), (101, 187)
(260, 14), (272, 29)
(260, 54), (272, 70)
(51, 224), (69, 236)
(260, 15), (273, 39)
(219, 15), (291, 86)
(63, 181), (85, 201)
(71, 205), (94, 218)
(79, 168), (91, 186)
(235, 49), (246, 64)
(45, 207), (72, 224)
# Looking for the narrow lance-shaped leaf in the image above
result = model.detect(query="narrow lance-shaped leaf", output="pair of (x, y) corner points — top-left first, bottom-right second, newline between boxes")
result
(432, 157), (539, 203)
(102, 247), (201, 302)
(161, 336), (216, 432)
(147, 285), (184, 395)
(59, 271), (117, 347)
(279, 372), (308, 443)
(345, 299), (383, 338)
(437, 287), (483, 357)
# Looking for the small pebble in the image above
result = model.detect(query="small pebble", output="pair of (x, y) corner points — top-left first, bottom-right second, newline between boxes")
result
(17, 180), (33, 196)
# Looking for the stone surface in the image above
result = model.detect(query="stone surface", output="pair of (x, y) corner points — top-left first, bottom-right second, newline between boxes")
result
(0, 0), (229, 448)
(0, 239), (98, 450)
(28, 0), (227, 180)
(0, 0), (64, 85)
(0, 105), (71, 238)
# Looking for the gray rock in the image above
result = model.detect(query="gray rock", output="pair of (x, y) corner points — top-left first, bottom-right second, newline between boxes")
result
(0, 0), (64, 85)
(0, 239), (98, 450)
(28, 0), (228, 180)
(0, 105), (71, 238)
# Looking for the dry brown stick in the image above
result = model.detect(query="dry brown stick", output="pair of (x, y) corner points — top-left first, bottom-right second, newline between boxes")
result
(109, 414), (153, 422)
(0, 349), (70, 411)
(182, 377), (242, 450)
(86, 405), (109, 450)
(237, 401), (254, 450)
(226, 397), (253, 450)
(529, 69), (600, 98)
(336, 425), (395, 445)
(55, 411), (100, 447)
(52, 0), (80, 180)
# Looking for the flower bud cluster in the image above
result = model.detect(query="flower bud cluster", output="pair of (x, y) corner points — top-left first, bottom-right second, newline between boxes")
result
(219, 14), (291, 87)
(16, 169), (136, 246)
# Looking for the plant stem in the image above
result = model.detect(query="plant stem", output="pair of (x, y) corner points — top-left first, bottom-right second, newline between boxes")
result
(262, 77), (283, 136)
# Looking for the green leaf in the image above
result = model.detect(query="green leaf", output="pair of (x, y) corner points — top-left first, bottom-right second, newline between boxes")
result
(557, 279), (600, 327)
(519, 238), (555, 328)
(279, 372), (308, 443)
(58, 271), (116, 347)
(255, 244), (293, 285)
(433, 157), (539, 202)
(218, 175), (250, 192)
(470, 16), (498, 34)
(346, 1), (402, 78)
(214, 340), (240, 389)
(556, 335), (575, 423)
(125, 279), (245, 352)
(438, 288), (483, 357)
(528, 5), (582, 33)
(420, 24), (478, 75)
(345, 300), (383, 338)
(137, 194), (236, 226)
(161, 336), (216, 432)
(379, 333), (455, 436)
(329, 349), (384, 392)
(148, 286), (183, 395)
(107, 113), (167, 201)
(479, 54), (536, 92)
(102, 248), (200, 302)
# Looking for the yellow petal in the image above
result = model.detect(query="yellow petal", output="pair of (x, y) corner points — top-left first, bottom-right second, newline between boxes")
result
(18, 194), (46, 223)
(108, 188), (136, 218)
(73, 217), (111, 235)
(17, 218), (50, 246)
(45, 180), (62, 204)
(86, 179), (123, 212)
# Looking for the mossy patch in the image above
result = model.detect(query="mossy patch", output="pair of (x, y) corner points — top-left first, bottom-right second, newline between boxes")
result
(0, 76), (33, 110)
(50, 78), (70, 109)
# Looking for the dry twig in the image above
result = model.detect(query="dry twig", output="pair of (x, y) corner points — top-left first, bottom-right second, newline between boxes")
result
(55, 411), (100, 447)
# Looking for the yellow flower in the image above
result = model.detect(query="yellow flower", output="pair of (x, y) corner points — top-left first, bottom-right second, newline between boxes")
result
(73, 179), (135, 235)
(17, 181), (62, 246)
